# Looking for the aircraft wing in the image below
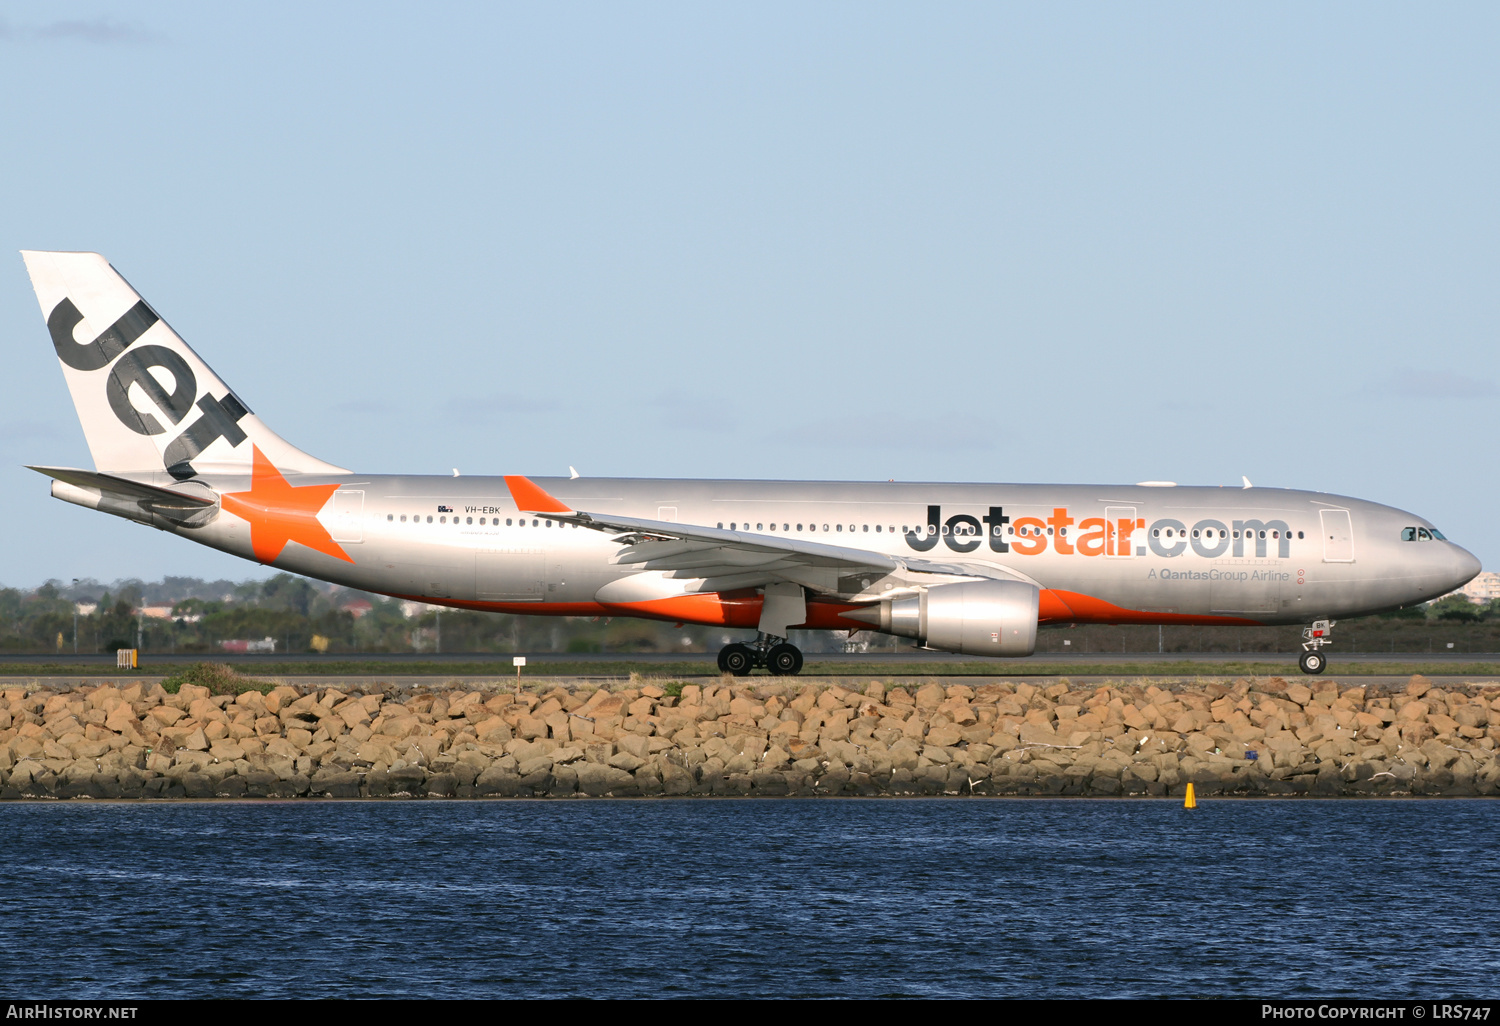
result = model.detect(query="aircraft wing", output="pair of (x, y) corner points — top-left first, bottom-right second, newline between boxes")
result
(504, 475), (1034, 596)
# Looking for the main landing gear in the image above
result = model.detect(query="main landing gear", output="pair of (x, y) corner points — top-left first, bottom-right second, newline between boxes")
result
(717, 634), (804, 677)
(1298, 619), (1335, 675)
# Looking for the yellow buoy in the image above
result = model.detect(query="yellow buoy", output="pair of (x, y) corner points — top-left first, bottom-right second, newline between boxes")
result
(1183, 782), (1197, 809)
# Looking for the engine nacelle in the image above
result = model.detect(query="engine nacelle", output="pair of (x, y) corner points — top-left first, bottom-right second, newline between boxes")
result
(848, 579), (1039, 656)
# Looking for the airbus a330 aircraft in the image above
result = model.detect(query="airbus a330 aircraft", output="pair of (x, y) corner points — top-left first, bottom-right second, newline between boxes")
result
(21, 251), (1482, 675)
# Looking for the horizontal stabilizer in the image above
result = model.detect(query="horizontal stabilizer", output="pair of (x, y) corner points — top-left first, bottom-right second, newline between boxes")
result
(28, 465), (216, 508)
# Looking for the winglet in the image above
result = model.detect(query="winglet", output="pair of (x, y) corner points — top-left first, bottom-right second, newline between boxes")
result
(503, 475), (574, 515)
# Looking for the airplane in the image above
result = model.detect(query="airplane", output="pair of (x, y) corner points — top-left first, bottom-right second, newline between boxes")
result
(19, 250), (1483, 676)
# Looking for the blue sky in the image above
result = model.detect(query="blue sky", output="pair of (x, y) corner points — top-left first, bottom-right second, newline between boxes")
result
(2, 2), (1497, 587)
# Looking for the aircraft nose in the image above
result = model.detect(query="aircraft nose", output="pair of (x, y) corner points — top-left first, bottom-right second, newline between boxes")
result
(1447, 544), (1482, 591)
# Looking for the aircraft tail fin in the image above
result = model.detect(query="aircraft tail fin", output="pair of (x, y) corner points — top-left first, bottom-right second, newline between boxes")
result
(20, 250), (348, 480)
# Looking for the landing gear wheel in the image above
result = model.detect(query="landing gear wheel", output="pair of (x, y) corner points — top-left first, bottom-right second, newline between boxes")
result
(766, 643), (804, 676)
(1299, 650), (1327, 675)
(719, 643), (755, 676)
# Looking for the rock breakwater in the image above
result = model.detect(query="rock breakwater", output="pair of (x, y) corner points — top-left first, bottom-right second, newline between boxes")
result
(1, 676), (1498, 799)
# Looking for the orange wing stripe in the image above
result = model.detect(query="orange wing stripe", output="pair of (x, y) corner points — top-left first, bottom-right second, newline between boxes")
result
(503, 475), (573, 515)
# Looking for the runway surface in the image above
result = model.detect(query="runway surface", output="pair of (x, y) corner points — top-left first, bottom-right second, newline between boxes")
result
(1, 674), (1496, 691)
(4, 650), (1496, 666)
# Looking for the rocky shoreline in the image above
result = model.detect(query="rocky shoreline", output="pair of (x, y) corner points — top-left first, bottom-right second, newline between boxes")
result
(2, 675), (1497, 799)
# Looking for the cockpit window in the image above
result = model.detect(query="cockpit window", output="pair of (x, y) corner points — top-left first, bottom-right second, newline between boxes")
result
(1401, 527), (1417, 541)
(1430, 528), (1447, 540)
(1417, 528), (1433, 541)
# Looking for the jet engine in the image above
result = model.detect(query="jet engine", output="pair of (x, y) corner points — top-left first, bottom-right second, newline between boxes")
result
(846, 579), (1039, 656)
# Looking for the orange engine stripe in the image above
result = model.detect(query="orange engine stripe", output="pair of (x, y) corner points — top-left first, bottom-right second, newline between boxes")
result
(1041, 589), (1264, 626)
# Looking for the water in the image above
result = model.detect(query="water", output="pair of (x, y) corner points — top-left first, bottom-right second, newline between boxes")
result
(0, 799), (1495, 999)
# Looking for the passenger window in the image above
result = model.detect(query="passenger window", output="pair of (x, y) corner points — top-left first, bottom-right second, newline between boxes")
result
(400, 515), (406, 523)
(507, 518), (513, 526)
(757, 523), (763, 531)
(426, 516), (433, 524)
(797, 524), (803, 532)
(387, 514), (393, 522)
(837, 524), (843, 532)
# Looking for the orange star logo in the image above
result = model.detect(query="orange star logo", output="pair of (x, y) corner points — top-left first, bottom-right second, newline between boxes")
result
(220, 446), (353, 565)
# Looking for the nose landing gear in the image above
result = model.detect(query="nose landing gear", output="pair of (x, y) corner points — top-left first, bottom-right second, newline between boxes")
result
(715, 634), (804, 676)
(1298, 619), (1334, 675)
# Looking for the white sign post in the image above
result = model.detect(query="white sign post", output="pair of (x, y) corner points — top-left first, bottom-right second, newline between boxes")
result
(512, 655), (526, 692)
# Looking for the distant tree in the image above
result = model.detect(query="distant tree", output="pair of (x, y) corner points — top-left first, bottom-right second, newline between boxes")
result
(115, 582), (144, 611)
(1428, 594), (1480, 622)
(260, 574), (316, 616)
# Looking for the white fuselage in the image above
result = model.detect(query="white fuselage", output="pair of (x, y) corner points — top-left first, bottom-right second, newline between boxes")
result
(131, 474), (1478, 631)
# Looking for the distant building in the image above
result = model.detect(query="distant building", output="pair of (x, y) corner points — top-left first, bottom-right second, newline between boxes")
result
(1459, 571), (1500, 605)
(341, 599), (373, 619)
(138, 606), (175, 619)
(75, 602), (97, 616)
(400, 601), (437, 619)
